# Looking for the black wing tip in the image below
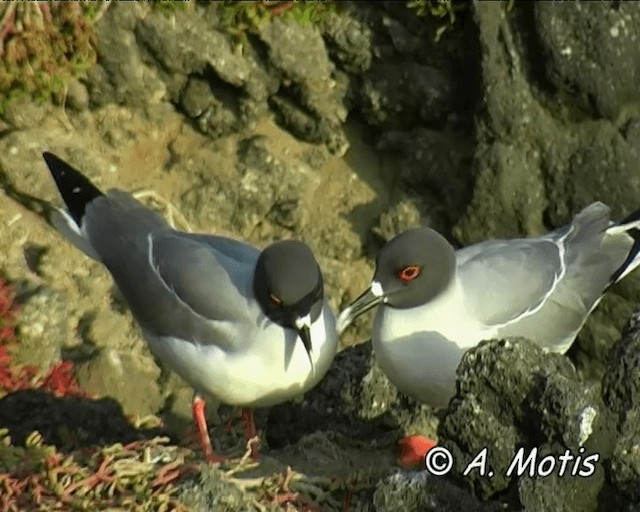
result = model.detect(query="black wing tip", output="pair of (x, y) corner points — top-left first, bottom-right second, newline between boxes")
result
(42, 151), (57, 163)
(42, 151), (104, 226)
(42, 151), (71, 173)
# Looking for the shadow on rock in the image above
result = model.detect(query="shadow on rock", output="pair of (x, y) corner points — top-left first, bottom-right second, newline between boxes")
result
(601, 309), (640, 509)
(266, 342), (439, 454)
(0, 389), (170, 451)
(373, 471), (503, 512)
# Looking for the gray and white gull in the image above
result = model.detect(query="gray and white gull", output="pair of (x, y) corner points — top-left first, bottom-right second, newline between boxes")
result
(41, 151), (339, 462)
(338, 202), (640, 408)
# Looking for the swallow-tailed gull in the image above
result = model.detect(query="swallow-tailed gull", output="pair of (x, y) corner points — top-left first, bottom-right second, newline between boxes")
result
(338, 202), (640, 465)
(42, 151), (339, 462)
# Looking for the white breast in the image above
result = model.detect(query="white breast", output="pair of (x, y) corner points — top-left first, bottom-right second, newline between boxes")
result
(144, 302), (338, 408)
(371, 278), (493, 407)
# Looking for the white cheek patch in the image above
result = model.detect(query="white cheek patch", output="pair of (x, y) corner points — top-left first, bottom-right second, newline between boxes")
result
(371, 281), (384, 297)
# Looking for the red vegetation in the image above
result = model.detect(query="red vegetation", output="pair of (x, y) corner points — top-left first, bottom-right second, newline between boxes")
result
(0, 278), (86, 398)
(0, 278), (193, 511)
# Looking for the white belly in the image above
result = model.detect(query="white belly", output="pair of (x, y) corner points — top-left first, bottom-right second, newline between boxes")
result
(144, 304), (338, 408)
(372, 280), (493, 407)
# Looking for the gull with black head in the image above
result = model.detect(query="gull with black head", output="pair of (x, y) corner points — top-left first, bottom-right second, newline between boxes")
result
(338, 202), (640, 465)
(41, 151), (339, 462)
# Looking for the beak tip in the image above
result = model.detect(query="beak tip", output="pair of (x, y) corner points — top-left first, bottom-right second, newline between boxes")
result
(308, 351), (316, 375)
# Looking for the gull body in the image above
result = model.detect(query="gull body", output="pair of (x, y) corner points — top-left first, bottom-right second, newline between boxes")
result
(41, 151), (339, 460)
(339, 202), (640, 407)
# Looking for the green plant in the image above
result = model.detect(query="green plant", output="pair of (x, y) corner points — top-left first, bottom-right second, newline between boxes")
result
(217, 1), (336, 42)
(406, 0), (469, 41)
(0, 2), (102, 113)
(151, 0), (192, 14)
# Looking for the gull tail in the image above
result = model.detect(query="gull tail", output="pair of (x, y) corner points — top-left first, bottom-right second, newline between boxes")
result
(607, 207), (640, 284)
(42, 152), (104, 261)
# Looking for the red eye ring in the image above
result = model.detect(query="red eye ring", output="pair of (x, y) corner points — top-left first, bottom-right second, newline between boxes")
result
(270, 294), (283, 307)
(398, 265), (421, 283)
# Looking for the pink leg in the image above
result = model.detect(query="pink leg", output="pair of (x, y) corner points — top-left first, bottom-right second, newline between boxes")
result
(192, 395), (225, 463)
(241, 408), (260, 460)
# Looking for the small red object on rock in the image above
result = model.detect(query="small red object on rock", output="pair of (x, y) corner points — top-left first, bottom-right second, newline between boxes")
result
(397, 434), (438, 469)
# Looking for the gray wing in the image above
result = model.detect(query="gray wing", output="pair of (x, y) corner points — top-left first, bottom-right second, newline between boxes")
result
(83, 190), (259, 348)
(151, 231), (259, 321)
(180, 233), (261, 266)
(457, 236), (563, 327)
(458, 202), (633, 337)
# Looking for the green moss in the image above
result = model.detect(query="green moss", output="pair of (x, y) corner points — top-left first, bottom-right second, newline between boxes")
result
(406, 0), (468, 41)
(279, 0), (336, 27)
(151, 0), (192, 14)
(0, 3), (99, 114)
(406, 0), (515, 41)
(216, 0), (337, 42)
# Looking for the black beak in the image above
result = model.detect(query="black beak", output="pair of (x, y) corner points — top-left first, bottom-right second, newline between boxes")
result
(336, 287), (383, 335)
(296, 322), (315, 375)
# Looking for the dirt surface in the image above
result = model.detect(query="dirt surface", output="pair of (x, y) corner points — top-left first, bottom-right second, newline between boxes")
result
(2, 2), (640, 511)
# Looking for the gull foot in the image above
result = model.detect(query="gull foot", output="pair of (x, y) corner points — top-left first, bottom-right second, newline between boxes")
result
(397, 435), (437, 469)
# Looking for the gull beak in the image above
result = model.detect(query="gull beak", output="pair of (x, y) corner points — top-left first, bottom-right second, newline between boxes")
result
(336, 281), (384, 335)
(295, 315), (315, 375)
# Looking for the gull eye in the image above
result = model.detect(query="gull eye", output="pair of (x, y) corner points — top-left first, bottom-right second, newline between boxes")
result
(398, 265), (421, 283)
(270, 293), (283, 307)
